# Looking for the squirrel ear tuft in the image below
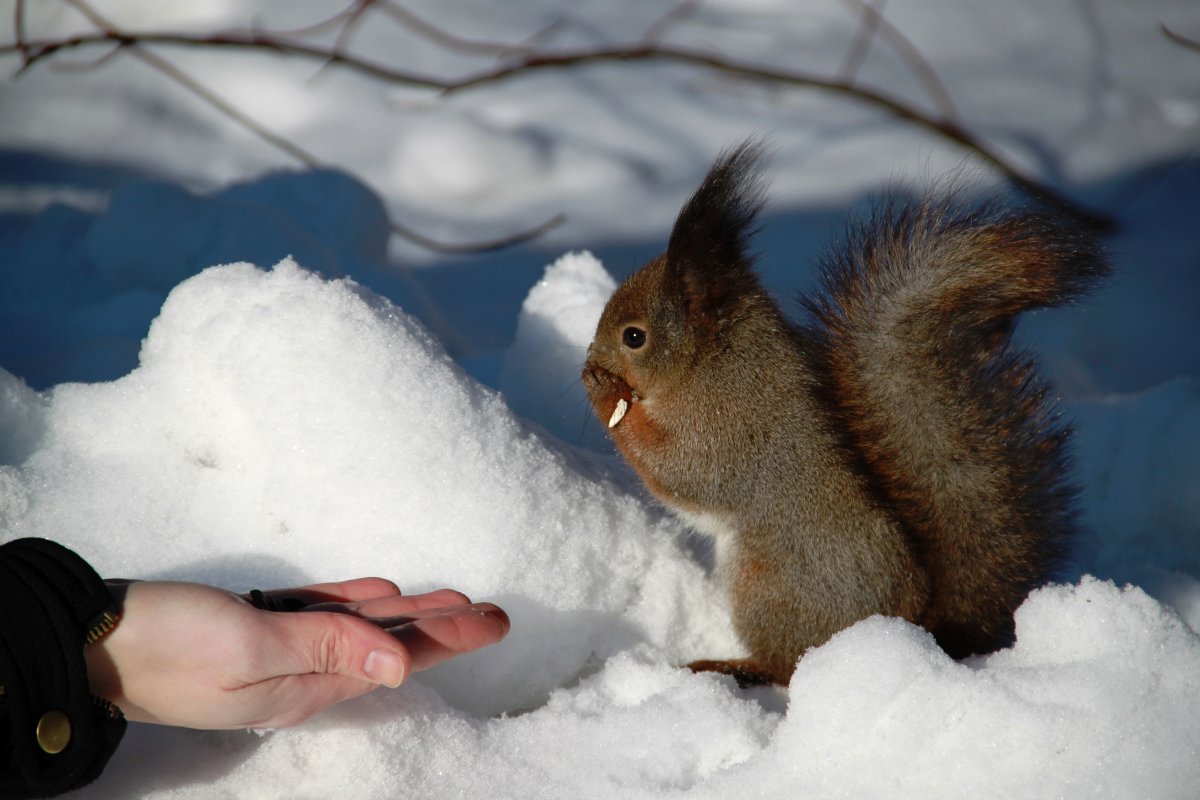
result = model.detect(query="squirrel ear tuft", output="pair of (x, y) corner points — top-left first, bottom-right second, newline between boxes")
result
(667, 140), (769, 321)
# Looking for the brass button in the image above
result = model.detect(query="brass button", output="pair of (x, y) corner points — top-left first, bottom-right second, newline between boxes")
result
(37, 710), (71, 754)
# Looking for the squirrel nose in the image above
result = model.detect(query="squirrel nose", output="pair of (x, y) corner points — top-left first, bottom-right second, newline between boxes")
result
(582, 364), (605, 389)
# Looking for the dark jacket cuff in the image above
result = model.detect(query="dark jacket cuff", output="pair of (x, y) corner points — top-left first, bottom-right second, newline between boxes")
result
(0, 538), (126, 798)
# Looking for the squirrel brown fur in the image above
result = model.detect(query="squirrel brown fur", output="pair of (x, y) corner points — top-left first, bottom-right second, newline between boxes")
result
(581, 141), (1108, 685)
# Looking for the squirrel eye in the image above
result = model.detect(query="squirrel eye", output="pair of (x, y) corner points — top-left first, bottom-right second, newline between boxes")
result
(622, 326), (647, 349)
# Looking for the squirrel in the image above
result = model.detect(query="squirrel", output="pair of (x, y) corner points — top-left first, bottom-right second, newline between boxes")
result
(581, 141), (1108, 686)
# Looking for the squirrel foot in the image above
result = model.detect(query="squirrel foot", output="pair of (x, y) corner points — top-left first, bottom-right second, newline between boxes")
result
(686, 658), (791, 687)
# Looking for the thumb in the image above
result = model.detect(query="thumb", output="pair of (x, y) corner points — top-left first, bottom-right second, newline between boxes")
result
(273, 611), (412, 688)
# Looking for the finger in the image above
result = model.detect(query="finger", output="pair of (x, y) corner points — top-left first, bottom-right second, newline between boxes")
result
(301, 589), (474, 620)
(269, 610), (413, 689)
(251, 577), (404, 608)
(387, 604), (511, 673)
(309, 577), (403, 601)
(359, 601), (504, 629)
(375, 588), (472, 609)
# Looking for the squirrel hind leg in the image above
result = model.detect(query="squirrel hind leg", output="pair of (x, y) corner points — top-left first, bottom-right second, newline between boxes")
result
(687, 658), (793, 687)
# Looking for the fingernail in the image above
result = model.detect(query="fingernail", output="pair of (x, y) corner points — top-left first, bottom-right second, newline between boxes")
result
(364, 649), (405, 688)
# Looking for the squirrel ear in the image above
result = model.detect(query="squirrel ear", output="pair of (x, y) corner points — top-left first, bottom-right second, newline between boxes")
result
(667, 141), (769, 321)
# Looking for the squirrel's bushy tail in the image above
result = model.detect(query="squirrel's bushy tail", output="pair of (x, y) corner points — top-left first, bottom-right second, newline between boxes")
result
(802, 196), (1109, 657)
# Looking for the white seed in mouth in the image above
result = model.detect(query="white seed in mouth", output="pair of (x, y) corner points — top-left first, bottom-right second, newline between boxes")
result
(608, 398), (629, 428)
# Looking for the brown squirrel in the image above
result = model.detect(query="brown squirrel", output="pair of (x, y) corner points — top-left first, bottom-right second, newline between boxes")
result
(582, 142), (1108, 685)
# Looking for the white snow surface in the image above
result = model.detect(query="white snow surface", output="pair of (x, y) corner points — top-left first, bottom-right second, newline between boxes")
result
(2, 0), (1199, 797)
(3, 259), (1197, 799)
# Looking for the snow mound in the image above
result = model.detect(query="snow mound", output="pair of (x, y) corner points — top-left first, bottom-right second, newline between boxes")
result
(1, 258), (1198, 798)
(2, 259), (737, 718)
(753, 578), (1200, 798)
(500, 250), (617, 449)
(86, 579), (1200, 799)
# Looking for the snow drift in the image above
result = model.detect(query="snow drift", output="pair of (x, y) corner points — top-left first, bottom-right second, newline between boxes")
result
(1, 258), (1197, 798)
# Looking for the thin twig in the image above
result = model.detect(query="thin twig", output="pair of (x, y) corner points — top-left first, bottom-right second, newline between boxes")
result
(13, 0), (27, 58)
(374, 0), (544, 57)
(308, 0), (376, 81)
(50, 0), (564, 252)
(642, 0), (701, 44)
(391, 212), (566, 254)
(1162, 23), (1200, 53)
(839, 0), (957, 122)
(331, 0), (373, 57)
(446, 45), (1107, 228)
(47, 40), (128, 72)
(265, 0), (370, 40)
(839, 0), (884, 82)
(63, 0), (321, 164)
(5, 30), (452, 87)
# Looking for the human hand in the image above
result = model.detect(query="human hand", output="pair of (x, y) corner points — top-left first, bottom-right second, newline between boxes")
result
(84, 578), (509, 729)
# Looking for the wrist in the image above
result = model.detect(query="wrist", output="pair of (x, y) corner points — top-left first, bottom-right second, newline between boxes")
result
(83, 580), (132, 714)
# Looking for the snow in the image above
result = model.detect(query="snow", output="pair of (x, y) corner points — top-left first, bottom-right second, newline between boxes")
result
(500, 251), (617, 449)
(1, 0), (1199, 797)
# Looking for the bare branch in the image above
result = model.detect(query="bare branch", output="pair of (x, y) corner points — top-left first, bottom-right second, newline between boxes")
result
(13, 0), (27, 56)
(62, 0), (320, 165)
(330, 0), (373, 56)
(265, 0), (370, 40)
(838, 0), (884, 82)
(1162, 23), (1200, 53)
(46, 41), (126, 73)
(446, 45), (1108, 228)
(306, 0), (376, 81)
(642, 0), (701, 44)
(391, 212), (566, 254)
(2, 5), (1113, 230)
(838, 0), (957, 122)
(41, 0), (565, 253)
(3, 29), (453, 88)
(374, 0), (547, 57)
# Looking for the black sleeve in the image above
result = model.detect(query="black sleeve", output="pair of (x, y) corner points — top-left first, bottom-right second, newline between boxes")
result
(0, 538), (127, 798)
